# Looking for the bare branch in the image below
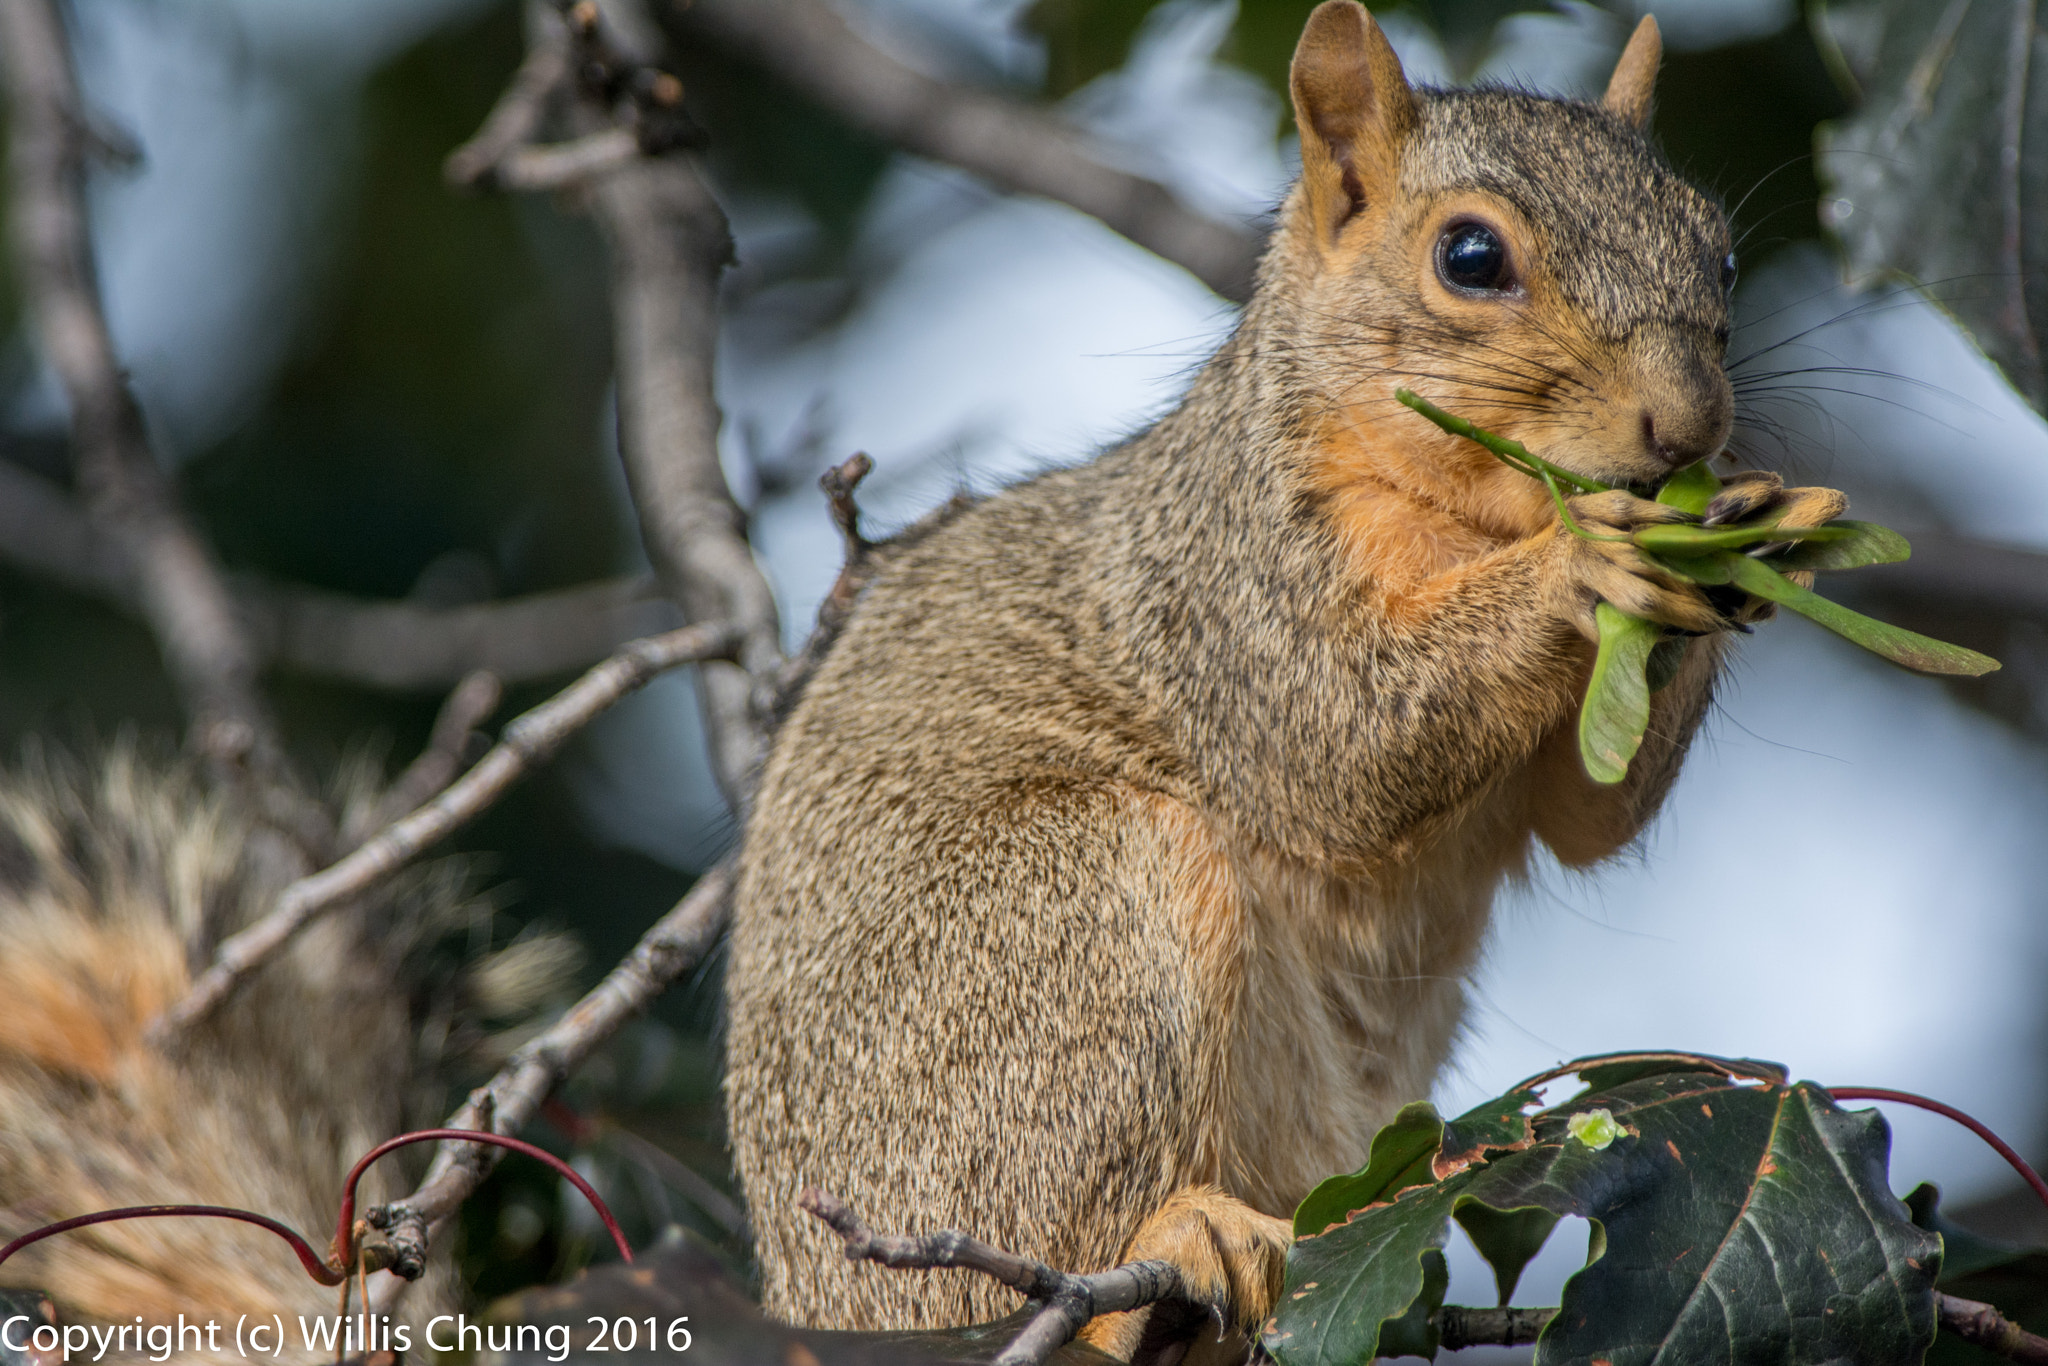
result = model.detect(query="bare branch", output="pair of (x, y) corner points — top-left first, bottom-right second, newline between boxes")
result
(775, 452), (882, 715)
(240, 575), (684, 690)
(673, 0), (1262, 301)
(0, 0), (284, 776)
(347, 670), (504, 845)
(1436, 1305), (1555, 1350)
(0, 457), (686, 687)
(585, 133), (780, 807)
(152, 620), (739, 1040)
(1938, 1292), (2048, 1366)
(801, 1189), (1186, 1366)
(375, 857), (737, 1275)
(495, 128), (643, 190)
(444, 19), (572, 187)
(450, 0), (783, 809)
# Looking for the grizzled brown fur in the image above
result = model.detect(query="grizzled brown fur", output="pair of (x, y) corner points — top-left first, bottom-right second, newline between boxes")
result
(725, 5), (1844, 1358)
(0, 744), (577, 1363)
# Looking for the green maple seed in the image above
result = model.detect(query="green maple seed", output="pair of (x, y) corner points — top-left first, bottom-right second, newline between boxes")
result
(1580, 605), (1661, 785)
(1392, 389), (2002, 783)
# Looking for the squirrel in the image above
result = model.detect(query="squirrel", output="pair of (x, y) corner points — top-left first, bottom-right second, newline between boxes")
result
(0, 742), (575, 1363)
(723, 3), (1849, 1361)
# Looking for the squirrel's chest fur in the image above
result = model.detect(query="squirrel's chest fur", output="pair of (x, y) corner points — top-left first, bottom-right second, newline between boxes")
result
(1152, 752), (1540, 1218)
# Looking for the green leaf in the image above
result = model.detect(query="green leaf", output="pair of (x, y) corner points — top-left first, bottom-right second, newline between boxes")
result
(1654, 460), (1721, 516)
(1720, 553), (2001, 675)
(1435, 1088), (1542, 1179)
(1578, 604), (1661, 784)
(1767, 520), (1913, 573)
(1815, 0), (2048, 409)
(1631, 520), (1852, 557)
(1454, 1202), (1561, 1306)
(1294, 1102), (1447, 1239)
(1372, 1250), (1449, 1361)
(1270, 1058), (1942, 1366)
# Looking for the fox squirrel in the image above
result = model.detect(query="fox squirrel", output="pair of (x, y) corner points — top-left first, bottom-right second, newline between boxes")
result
(724, 4), (1848, 1361)
(0, 743), (575, 1363)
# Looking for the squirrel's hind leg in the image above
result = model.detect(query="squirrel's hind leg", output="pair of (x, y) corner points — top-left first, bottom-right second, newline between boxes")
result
(1077, 1185), (1290, 1365)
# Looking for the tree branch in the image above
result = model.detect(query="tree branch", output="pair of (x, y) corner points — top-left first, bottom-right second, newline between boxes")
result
(238, 574), (684, 690)
(801, 1189), (1186, 1366)
(1938, 1292), (2048, 1366)
(450, 0), (783, 810)
(0, 0), (285, 778)
(347, 670), (503, 845)
(373, 856), (737, 1277)
(0, 453), (686, 687)
(672, 0), (1262, 301)
(151, 620), (739, 1040)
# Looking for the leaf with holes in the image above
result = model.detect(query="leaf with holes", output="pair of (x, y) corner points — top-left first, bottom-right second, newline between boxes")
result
(1266, 1053), (1942, 1366)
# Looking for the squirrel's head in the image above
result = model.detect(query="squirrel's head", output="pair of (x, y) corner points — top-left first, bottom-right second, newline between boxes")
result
(1274, 1), (1733, 501)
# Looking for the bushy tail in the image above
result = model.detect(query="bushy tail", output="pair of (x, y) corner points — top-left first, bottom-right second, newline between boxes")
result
(0, 741), (573, 1361)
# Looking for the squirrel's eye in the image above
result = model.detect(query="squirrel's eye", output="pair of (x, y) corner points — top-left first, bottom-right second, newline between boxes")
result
(1720, 252), (1738, 292)
(1438, 224), (1513, 292)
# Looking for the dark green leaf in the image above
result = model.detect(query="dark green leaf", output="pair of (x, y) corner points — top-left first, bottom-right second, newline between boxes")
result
(1564, 1052), (1787, 1093)
(1579, 604), (1660, 784)
(1295, 1102), (1447, 1239)
(1271, 1056), (1938, 1366)
(1815, 0), (2048, 408)
(1436, 1087), (1542, 1179)
(1372, 1250), (1449, 1361)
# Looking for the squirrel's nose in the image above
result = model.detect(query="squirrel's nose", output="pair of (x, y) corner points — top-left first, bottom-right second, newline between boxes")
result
(1630, 327), (1733, 467)
(1640, 409), (1725, 468)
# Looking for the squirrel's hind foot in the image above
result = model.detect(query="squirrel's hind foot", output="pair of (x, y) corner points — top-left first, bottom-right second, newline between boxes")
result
(1077, 1187), (1290, 1365)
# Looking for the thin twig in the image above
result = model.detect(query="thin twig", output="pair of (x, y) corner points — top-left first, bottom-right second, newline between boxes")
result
(774, 452), (882, 716)
(443, 18), (572, 188)
(373, 857), (737, 1280)
(151, 621), (739, 1040)
(673, 0), (1262, 301)
(346, 670), (504, 845)
(0, 0), (285, 779)
(1939, 1292), (2048, 1365)
(494, 128), (642, 191)
(801, 1190), (1187, 1366)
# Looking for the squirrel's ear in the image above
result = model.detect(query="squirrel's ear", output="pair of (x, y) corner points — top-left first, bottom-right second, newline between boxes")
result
(1602, 15), (1661, 128)
(1290, 0), (1417, 241)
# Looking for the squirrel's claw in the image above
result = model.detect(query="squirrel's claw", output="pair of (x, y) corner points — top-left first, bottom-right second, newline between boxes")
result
(1077, 1187), (1291, 1364)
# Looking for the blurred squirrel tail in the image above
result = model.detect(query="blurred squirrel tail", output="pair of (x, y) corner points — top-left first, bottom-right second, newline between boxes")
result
(0, 740), (577, 1361)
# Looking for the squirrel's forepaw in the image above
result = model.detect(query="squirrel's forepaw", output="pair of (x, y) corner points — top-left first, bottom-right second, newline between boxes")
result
(1703, 470), (1849, 530)
(1556, 490), (1725, 637)
(1077, 1187), (1292, 1364)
